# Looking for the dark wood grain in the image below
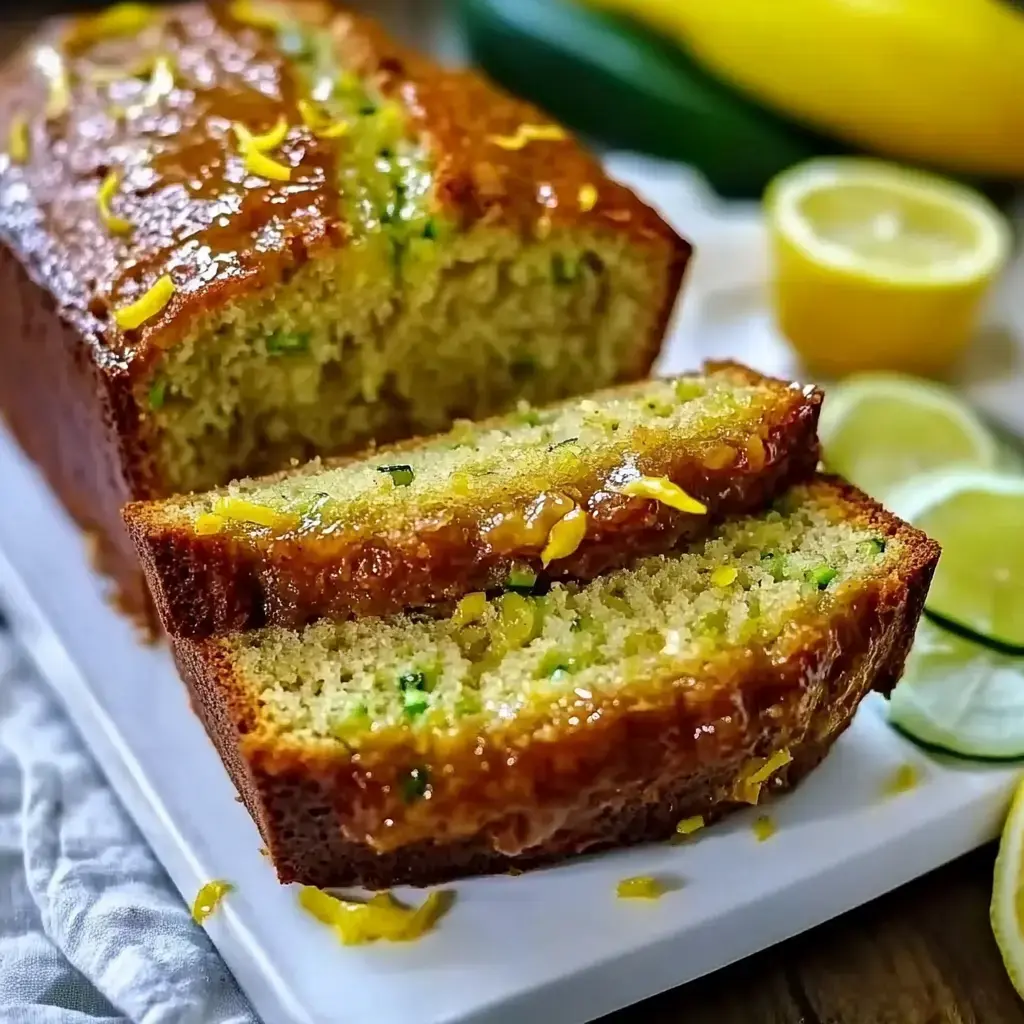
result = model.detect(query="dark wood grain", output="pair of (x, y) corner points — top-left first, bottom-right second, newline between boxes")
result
(605, 845), (1024, 1024)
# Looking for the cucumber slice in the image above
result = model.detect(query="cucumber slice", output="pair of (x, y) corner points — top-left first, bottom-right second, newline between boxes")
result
(888, 469), (1024, 654)
(888, 622), (1024, 760)
(457, 0), (840, 199)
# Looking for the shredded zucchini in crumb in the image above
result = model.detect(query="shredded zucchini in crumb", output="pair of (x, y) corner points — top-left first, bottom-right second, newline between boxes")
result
(230, 484), (896, 744)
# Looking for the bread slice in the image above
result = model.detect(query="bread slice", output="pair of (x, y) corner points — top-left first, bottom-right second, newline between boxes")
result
(124, 362), (822, 638)
(172, 475), (939, 888)
(0, 2), (687, 624)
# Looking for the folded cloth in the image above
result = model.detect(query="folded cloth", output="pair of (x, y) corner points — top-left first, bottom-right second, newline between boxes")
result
(0, 621), (259, 1024)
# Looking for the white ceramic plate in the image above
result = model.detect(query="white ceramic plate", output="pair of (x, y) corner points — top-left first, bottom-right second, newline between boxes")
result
(1, 428), (1017, 1024)
(2, 182), (1022, 1016)
(3, 140), (1024, 1022)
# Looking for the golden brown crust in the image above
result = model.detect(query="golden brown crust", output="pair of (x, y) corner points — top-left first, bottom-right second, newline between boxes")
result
(171, 475), (940, 888)
(0, 2), (688, 623)
(125, 364), (823, 638)
(0, 2), (686, 379)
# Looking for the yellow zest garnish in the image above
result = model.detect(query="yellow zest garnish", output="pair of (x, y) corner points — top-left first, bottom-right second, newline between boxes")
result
(745, 434), (766, 472)
(86, 54), (156, 85)
(297, 99), (323, 129)
(747, 748), (793, 788)
(618, 476), (708, 516)
(74, 3), (155, 45)
(316, 121), (349, 140)
(97, 171), (132, 236)
(45, 62), (71, 120)
(298, 885), (454, 945)
(578, 183), (598, 212)
(452, 592), (488, 628)
(734, 748), (793, 804)
(142, 55), (175, 106)
(192, 879), (234, 923)
(675, 815), (705, 836)
(113, 274), (175, 330)
(753, 815), (777, 842)
(7, 115), (29, 164)
(195, 513), (225, 536)
(228, 0), (284, 29)
(297, 99), (349, 139)
(488, 123), (567, 151)
(882, 763), (919, 797)
(233, 115), (288, 153)
(211, 497), (298, 532)
(710, 566), (738, 588)
(616, 876), (667, 900)
(540, 505), (587, 567)
(243, 147), (292, 181)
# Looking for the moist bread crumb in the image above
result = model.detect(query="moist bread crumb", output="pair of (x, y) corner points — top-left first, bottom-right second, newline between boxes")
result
(125, 361), (823, 637)
(172, 475), (939, 888)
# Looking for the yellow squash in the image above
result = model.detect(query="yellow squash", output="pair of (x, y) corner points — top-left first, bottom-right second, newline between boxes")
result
(582, 0), (1024, 177)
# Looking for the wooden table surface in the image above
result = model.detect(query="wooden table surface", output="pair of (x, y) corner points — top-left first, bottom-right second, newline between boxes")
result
(2, 11), (1023, 1024)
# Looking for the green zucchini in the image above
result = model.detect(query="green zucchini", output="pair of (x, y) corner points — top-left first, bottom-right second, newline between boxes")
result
(457, 0), (843, 199)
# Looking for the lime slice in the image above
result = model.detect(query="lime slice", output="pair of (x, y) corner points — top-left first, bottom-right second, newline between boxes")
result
(765, 158), (1011, 377)
(889, 622), (1024, 759)
(820, 374), (1000, 501)
(991, 776), (1024, 1002)
(888, 469), (1024, 653)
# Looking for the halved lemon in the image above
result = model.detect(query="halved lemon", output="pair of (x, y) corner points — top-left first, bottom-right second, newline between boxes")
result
(888, 469), (1024, 654)
(991, 775), (1024, 1001)
(766, 158), (1011, 377)
(820, 373), (999, 502)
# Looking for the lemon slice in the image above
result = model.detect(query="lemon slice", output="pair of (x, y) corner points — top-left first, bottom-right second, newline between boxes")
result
(766, 158), (1011, 377)
(820, 373), (999, 501)
(991, 774), (1024, 1000)
(889, 622), (1024, 759)
(888, 469), (1024, 653)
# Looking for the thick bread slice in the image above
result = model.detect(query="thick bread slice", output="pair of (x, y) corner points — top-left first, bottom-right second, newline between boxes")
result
(125, 361), (822, 638)
(172, 475), (939, 888)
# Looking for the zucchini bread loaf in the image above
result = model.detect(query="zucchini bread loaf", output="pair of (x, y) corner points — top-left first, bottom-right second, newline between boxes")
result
(0, 1), (688, 619)
(173, 476), (939, 888)
(124, 362), (823, 637)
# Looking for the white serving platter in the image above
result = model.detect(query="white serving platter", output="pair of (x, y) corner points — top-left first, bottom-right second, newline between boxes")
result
(3, 156), (1024, 1024)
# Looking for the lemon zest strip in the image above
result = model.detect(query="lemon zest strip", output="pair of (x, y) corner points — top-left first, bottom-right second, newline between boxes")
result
(97, 171), (133, 236)
(675, 815), (705, 836)
(243, 147), (292, 181)
(616, 876), (666, 900)
(618, 476), (708, 515)
(192, 879), (234, 924)
(233, 114), (288, 153)
(211, 497), (298, 531)
(487, 123), (567, 150)
(7, 115), (28, 164)
(578, 183), (598, 212)
(113, 274), (175, 330)
(541, 505), (587, 567)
